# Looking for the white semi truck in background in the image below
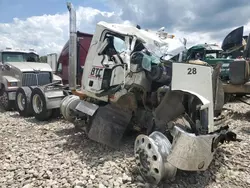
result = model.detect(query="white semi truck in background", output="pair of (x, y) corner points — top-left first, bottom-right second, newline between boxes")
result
(0, 47), (62, 117)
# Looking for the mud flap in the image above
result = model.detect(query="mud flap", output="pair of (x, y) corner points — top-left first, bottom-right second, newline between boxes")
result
(87, 104), (132, 148)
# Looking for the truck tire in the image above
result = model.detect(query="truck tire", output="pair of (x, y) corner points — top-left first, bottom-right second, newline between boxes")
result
(51, 108), (61, 118)
(15, 87), (33, 117)
(0, 88), (14, 111)
(31, 87), (52, 121)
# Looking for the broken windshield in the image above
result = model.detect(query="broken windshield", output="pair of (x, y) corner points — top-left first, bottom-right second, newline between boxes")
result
(142, 38), (186, 61)
(2, 52), (39, 63)
(143, 41), (169, 59)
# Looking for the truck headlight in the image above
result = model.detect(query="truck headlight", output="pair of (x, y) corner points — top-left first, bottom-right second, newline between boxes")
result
(8, 82), (18, 87)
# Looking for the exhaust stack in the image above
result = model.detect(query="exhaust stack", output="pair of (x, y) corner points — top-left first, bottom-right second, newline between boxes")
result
(67, 2), (77, 90)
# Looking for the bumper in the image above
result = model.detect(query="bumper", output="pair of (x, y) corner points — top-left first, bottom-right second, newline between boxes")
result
(8, 91), (16, 100)
(5, 87), (18, 100)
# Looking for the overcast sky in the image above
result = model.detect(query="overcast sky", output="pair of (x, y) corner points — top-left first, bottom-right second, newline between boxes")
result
(0, 0), (250, 55)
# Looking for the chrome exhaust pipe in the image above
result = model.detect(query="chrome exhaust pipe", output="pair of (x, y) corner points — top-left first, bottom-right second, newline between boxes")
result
(67, 2), (77, 90)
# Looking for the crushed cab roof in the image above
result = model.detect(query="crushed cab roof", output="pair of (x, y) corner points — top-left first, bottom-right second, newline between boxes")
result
(97, 21), (182, 44)
(97, 21), (186, 59)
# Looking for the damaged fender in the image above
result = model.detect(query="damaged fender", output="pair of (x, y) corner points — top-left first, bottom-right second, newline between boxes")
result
(170, 63), (215, 132)
(155, 63), (214, 133)
(134, 63), (224, 185)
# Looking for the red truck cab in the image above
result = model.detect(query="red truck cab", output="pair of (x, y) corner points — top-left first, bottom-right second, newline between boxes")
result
(56, 31), (93, 85)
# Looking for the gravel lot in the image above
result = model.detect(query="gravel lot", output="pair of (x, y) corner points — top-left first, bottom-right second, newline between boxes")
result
(0, 100), (250, 188)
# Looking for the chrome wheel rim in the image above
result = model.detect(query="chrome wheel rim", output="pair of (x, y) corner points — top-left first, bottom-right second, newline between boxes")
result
(17, 93), (25, 111)
(134, 131), (177, 185)
(33, 94), (43, 114)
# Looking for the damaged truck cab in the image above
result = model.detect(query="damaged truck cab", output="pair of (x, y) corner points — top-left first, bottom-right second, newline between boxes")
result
(30, 2), (238, 185)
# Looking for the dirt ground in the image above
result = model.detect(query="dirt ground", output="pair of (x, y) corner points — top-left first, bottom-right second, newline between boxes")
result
(0, 100), (250, 188)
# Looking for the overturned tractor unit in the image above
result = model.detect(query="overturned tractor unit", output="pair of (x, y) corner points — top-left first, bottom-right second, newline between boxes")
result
(29, 2), (239, 185)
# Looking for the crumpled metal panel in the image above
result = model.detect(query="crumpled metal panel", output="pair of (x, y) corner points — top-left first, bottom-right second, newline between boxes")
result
(75, 100), (99, 116)
(167, 126), (216, 171)
(87, 104), (132, 148)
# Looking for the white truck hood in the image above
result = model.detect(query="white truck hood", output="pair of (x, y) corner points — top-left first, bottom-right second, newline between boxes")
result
(7, 62), (52, 72)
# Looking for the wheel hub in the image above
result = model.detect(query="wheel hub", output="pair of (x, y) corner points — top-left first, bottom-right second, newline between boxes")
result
(17, 93), (25, 111)
(134, 131), (177, 185)
(60, 95), (80, 122)
(32, 94), (43, 114)
(64, 96), (80, 122)
(139, 150), (150, 170)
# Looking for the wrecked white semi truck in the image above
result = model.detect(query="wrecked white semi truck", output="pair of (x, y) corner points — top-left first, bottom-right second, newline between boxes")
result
(26, 2), (238, 185)
(0, 48), (62, 117)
